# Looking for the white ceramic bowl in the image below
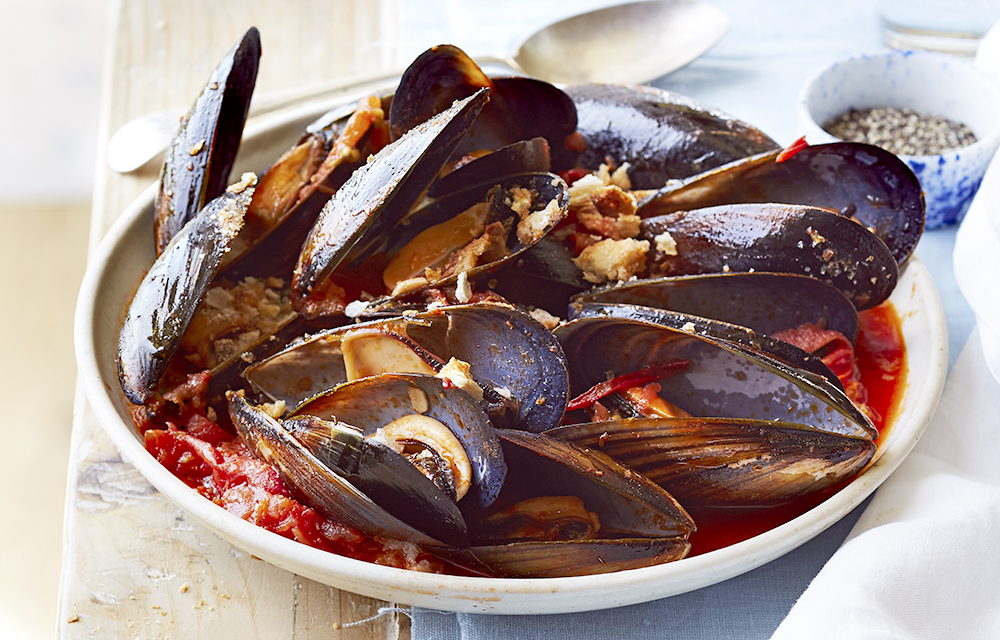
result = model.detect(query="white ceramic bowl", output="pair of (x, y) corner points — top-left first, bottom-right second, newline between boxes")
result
(798, 49), (1000, 229)
(76, 98), (949, 615)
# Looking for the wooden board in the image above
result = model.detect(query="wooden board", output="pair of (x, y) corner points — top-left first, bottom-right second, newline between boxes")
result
(60, 1), (409, 637)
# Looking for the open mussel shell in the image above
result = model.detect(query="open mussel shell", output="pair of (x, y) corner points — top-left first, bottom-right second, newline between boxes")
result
(119, 181), (255, 405)
(389, 44), (491, 140)
(568, 302), (845, 392)
(280, 413), (468, 547)
(347, 171), (570, 303)
(486, 236), (593, 317)
(637, 142), (926, 265)
(566, 84), (780, 189)
(548, 417), (876, 506)
(427, 137), (551, 198)
(222, 91), (400, 282)
(554, 315), (877, 440)
(154, 27), (260, 255)
(402, 304), (570, 433)
(389, 45), (577, 165)
(292, 373), (507, 509)
(462, 429), (694, 577)
(292, 89), (489, 308)
(242, 315), (426, 409)
(243, 304), (570, 433)
(572, 272), (859, 345)
(226, 390), (451, 547)
(639, 203), (898, 311)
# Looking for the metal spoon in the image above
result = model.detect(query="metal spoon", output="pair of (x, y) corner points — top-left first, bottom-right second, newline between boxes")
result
(107, 0), (730, 174)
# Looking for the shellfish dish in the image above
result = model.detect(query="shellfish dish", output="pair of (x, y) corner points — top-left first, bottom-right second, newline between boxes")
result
(114, 28), (925, 579)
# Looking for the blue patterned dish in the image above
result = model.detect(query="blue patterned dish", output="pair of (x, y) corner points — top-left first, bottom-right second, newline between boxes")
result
(798, 50), (1000, 229)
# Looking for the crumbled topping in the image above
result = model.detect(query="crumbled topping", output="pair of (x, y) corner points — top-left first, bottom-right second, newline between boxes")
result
(528, 307), (562, 330)
(344, 299), (370, 318)
(227, 172), (257, 193)
(654, 231), (678, 256)
(516, 197), (562, 245)
(436, 358), (483, 401)
(455, 271), (472, 303)
(391, 277), (430, 297)
(574, 238), (650, 284)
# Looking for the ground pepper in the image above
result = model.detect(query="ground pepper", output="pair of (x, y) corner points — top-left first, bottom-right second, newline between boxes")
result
(823, 107), (977, 156)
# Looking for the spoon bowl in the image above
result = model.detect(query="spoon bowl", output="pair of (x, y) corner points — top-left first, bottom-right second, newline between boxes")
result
(512, 0), (730, 85)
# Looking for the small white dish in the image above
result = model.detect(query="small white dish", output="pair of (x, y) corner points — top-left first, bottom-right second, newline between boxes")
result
(76, 97), (949, 615)
(798, 49), (1000, 229)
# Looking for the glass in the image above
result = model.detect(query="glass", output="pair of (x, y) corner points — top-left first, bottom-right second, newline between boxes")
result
(877, 0), (1000, 56)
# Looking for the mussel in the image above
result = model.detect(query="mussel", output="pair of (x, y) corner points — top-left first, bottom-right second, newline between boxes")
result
(566, 83), (780, 188)
(547, 417), (876, 506)
(227, 387), (466, 547)
(463, 429), (695, 577)
(243, 303), (570, 433)
(289, 373), (505, 509)
(292, 89), (490, 311)
(554, 313), (876, 440)
(154, 27), (260, 255)
(572, 272), (860, 345)
(636, 141), (926, 265)
(638, 203), (898, 311)
(119, 176), (257, 404)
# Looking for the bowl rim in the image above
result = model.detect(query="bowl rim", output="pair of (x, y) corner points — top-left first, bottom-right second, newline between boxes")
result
(797, 48), (1000, 160)
(74, 99), (950, 615)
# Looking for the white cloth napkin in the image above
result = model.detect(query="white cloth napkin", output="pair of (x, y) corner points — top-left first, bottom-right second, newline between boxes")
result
(771, 326), (1000, 639)
(953, 21), (1000, 386)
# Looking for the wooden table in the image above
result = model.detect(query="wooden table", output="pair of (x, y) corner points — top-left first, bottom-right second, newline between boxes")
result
(60, 1), (408, 637)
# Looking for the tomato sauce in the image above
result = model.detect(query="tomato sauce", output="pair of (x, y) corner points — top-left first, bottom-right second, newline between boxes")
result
(685, 301), (907, 556)
(136, 379), (453, 573)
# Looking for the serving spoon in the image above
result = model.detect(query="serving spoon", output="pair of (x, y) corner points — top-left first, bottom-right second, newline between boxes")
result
(106, 0), (730, 173)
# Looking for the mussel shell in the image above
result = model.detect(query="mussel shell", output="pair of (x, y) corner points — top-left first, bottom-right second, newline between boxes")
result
(292, 89), (489, 307)
(460, 429), (693, 577)
(554, 315), (876, 440)
(402, 304), (570, 433)
(566, 83), (780, 189)
(548, 417), (876, 506)
(469, 429), (694, 538)
(637, 142), (926, 265)
(639, 203), (898, 311)
(389, 44), (491, 140)
(427, 137), (551, 198)
(292, 373), (507, 509)
(282, 413), (468, 547)
(243, 304), (570, 433)
(572, 272), (859, 345)
(154, 27), (260, 255)
(389, 45), (577, 165)
(348, 171), (570, 305)
(469, 537), (691, 578)
(119, 183), (254, 405)
(222, 93), (397, 282)
(226, 390), (447, 546)
(568, 302), (845, 392)
(485, 236), (593, 317)
(242, 316), (432, 408)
